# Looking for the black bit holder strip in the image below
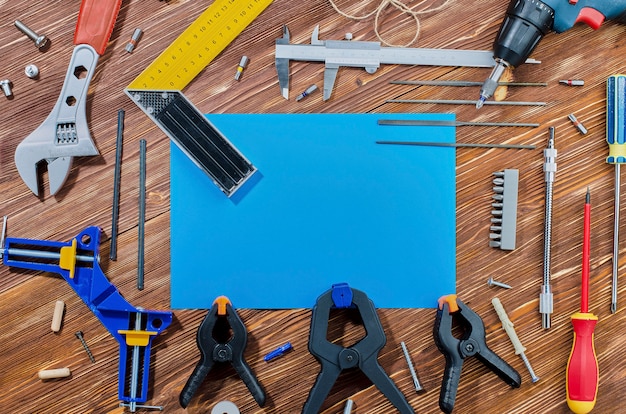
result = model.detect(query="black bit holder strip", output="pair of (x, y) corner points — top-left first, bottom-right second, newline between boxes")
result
(126, 89), (256, 197)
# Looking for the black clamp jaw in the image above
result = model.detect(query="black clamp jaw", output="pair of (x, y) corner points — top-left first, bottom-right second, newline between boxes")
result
(179, 296), (266, 408)
(303, 283), (415, 414)
(433, 294), (521, 413)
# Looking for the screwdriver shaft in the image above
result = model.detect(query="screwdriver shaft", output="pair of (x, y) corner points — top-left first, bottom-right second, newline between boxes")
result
(612, 163), (620, 313)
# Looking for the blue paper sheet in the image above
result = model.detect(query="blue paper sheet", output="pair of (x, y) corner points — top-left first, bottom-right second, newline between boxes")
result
(170, 113), (456, 309)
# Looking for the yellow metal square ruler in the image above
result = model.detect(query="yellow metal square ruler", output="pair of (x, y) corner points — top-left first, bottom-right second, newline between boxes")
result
(126, 0), (272, 196)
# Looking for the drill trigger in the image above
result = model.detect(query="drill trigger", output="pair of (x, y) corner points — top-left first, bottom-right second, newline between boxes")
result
(433, 295), (521, 414)
(575, 7), (606, 29)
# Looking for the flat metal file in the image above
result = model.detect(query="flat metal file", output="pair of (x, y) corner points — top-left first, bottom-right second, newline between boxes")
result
(377, 119), (539, 128)
(276, 25), (541, 101)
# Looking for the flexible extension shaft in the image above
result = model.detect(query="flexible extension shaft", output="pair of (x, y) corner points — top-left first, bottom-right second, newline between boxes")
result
(540, 127), (556, 329)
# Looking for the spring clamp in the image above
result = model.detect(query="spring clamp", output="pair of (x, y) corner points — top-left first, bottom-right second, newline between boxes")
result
(433, 295), (521, 413)
(180, 296), (266, 408)
(304, 283), (414, 413)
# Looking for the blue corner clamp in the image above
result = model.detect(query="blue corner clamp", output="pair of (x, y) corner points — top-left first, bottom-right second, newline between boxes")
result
(2, 226), (172, 406)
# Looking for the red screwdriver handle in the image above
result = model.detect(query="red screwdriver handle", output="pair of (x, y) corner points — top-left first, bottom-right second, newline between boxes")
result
(566, 314), (599, 414)
(74, 0), (123, 55)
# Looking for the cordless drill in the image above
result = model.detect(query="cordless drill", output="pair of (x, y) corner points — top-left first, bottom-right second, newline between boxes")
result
(476, 0), (626, 108)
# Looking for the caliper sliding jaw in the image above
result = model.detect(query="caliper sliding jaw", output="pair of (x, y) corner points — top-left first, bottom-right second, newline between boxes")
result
(1, 225), (172, 412)
(275, 25), (540, 101)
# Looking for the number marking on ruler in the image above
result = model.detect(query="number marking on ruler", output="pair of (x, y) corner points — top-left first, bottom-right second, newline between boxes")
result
(127, 0), (273, 91)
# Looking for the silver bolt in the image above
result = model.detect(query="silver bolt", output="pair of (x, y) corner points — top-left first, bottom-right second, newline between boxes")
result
(0, 80), (13, 97)
(14, 20), (48, 49)
(75, 331), (96, 363)
(25, 64), (39, 79)
(487, 276), (512, 289)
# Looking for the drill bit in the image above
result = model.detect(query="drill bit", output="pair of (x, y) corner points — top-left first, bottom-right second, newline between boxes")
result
(540, 127), (556, 329)
(477, 60), (509, 108)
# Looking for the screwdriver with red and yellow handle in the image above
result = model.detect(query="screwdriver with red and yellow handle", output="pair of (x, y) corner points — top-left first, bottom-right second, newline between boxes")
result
(566, 188), (598, 414)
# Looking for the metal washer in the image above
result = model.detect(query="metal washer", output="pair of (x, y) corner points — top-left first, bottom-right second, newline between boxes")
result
(211, 400), (240, 414)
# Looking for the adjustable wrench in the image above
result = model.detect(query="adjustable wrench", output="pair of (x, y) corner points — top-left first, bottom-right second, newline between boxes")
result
(14, 0), (123, 196)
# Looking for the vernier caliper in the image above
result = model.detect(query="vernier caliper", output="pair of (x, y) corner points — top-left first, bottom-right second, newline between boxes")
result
(276, 25), (540, 101)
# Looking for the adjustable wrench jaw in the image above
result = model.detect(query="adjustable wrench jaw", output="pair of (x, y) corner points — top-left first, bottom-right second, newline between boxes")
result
(15, 44), (99, 196)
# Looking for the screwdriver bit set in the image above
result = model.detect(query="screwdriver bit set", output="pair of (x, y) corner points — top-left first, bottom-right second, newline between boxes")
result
(489, 169), (519, 251)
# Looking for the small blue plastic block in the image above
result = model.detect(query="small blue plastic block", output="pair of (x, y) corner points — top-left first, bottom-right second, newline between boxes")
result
(331, 283), (353, 308)
(264, 342), (293, 362)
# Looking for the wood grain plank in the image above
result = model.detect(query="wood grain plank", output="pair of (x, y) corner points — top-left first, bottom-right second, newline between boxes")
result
(1, 0), (626, 412)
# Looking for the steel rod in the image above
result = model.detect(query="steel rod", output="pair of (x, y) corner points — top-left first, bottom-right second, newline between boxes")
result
(138, 139), (146, 291)
(110, 109), (125, 261)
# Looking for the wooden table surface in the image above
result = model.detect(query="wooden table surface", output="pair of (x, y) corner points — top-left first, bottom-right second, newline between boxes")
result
(1, 0), (626, 413)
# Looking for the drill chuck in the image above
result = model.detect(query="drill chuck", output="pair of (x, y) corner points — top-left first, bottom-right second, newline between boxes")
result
(494, 0), (555, 68)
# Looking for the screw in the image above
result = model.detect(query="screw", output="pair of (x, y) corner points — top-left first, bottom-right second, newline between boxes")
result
(0, 80), (12, 97)
(14, 20), (48, 49)
(25, 64), (39, 79)
(75, 331), (96, 363)
(487, 276), (512, 289)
